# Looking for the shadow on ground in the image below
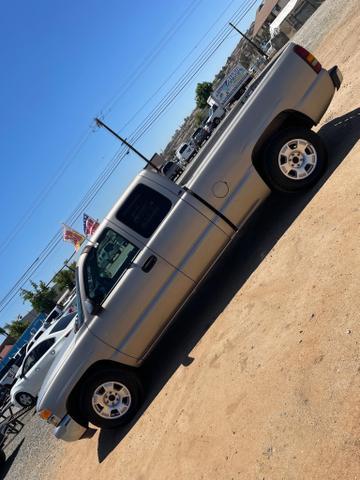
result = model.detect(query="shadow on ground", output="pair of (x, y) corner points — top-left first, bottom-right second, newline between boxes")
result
(97, 108), (360, 462)
(0, 439), (24, 480)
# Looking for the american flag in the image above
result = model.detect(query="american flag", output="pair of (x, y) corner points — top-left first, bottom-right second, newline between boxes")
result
(83, 213), (100, 236)
(63, 225), (85, 251)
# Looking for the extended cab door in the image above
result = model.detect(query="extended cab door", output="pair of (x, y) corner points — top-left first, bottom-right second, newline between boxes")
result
(79, 186), (195, 359)
(79, 174), (231, 360)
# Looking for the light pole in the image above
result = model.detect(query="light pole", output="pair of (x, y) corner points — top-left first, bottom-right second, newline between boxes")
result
(95, 118), (161, 172)
(229, 22), (269, 60)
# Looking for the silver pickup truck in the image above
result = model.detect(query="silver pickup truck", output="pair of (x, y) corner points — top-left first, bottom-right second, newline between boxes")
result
(37, 43), (342, 441)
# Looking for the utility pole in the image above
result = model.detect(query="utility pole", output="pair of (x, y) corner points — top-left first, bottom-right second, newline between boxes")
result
(229, 22), (269, 60)
(95, 118), (161, 172)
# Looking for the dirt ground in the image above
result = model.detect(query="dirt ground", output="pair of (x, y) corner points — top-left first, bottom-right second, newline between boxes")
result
(48, 3), (360, 480)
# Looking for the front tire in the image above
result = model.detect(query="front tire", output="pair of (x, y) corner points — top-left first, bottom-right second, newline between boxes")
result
(15, 392), (36, 407)
(262, 127), (327, 193)
(81, 366), (143, 429)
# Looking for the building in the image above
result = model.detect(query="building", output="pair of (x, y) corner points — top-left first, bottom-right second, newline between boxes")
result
(252, 0), (324, 42)
(0, 344), (14, 361)
(252, 0), (291, 41)
(269, 0), (325, 39)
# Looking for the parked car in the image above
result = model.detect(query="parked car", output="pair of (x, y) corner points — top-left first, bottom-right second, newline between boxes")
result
(43, 305), (63, 328)
(11, 312), (77, 408)
(161, 160), (184, 181)
(0, 345), (27, 391)
(191, 127), (210, 148)
(175, 142), (196, 163)
(62, 293), (77, 314)
(37, 43), (342, 441)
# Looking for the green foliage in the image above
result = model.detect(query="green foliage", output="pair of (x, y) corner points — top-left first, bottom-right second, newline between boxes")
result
(20, 280), (57, 314)
(195, 81), (213, 109)
(54, 262), (76, 291)
(4, 318), (30, 340)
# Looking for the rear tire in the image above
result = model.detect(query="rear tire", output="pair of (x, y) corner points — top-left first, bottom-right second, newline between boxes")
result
(262, 127), (327, 193)
(81, 366), (143, 429)
(15, 392), (36, 407)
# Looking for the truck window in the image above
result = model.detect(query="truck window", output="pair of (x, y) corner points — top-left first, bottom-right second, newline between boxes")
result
(84, 228), (139, 305)
(116, 184), (172, 238)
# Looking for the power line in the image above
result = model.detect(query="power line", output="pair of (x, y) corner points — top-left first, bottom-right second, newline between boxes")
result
(0, 1), (205, 262)
(0, 0), (258, 321)
(100, 0), (205, 117)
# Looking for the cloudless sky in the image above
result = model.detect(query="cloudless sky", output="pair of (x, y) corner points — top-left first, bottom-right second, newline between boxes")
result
(0, 0), (261, 326)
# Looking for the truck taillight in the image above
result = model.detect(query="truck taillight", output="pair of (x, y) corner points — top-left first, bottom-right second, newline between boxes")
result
(293, 45), (322, 74)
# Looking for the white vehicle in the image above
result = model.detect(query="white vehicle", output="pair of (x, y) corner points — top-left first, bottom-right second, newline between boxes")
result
(0, 346), (27, 389)
(43, 305), (63, 328)
(176, 142), (196, 163)
(205, 103), (226, 129)
(209, 63), (252, 109)
(10, 312), (77, 408)
(62, 293), (77, 314)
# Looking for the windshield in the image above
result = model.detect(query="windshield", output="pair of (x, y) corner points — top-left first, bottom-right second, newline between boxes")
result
(83, 228), (139, 305)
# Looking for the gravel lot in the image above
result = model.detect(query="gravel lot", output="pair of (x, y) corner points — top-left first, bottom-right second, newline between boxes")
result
(2, 0), (359, 478)
(1, 410), (64, 480)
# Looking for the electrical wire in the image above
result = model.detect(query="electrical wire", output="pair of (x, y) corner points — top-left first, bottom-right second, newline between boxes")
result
(0, 0), (259, 320)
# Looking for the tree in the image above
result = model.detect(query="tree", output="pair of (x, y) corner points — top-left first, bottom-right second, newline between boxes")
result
(4, 318), (30, 340)
(195, 81), (213, 109)
(20, 280), (57, 314)
(54, 262), (76, 291)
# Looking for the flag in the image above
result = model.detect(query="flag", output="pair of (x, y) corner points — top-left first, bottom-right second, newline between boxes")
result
(63, 224), (85, 251)
(83, 214), (100, 236)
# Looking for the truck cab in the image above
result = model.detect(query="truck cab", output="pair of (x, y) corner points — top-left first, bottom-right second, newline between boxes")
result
(205, 103), (226, 129)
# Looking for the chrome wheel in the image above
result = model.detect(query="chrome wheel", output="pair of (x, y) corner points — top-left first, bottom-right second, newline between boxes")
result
(91, 381), (132, 419)
(278, 138), (317, 180)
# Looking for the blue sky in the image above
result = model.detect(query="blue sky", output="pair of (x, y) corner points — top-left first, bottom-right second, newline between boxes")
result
(0, 0), (261, 326)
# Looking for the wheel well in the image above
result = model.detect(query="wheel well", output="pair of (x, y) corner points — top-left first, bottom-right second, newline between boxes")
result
(252, 110), (315, 178)
(66, 360), (136, 426)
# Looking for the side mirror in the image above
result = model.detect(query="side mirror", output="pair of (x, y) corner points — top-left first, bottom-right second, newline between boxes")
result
(84, 298), (103, 316)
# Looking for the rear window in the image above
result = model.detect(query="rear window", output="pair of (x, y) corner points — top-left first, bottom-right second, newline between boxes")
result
(116, 184), (172, 238)
(179, 144), (188, 154)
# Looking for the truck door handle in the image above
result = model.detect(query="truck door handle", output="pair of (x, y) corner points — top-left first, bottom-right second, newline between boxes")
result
(142, 255), (157, 273)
